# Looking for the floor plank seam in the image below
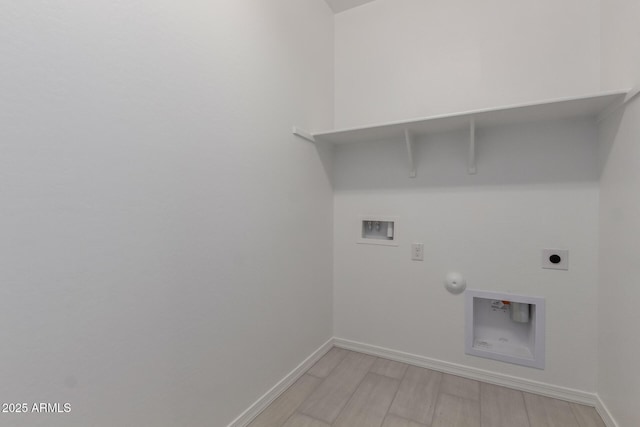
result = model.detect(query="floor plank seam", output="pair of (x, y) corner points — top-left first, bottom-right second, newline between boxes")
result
(280, 411), (296, 427)
(304, 412), (331, 425)
(569, 404), (581, 427)
(382, 364), (408, 426)
(520, 390), (532, 427)
(429, 372), (444, 426)
(328, 361), (376, 425)
(307, 373), (325, 380)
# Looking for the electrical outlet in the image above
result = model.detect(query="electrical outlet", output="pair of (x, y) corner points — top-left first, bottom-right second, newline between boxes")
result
(542, 249), (569, 270)
(412, 243), (424, 261)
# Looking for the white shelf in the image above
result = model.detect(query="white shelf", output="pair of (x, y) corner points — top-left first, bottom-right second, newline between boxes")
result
(312, 90), (627, 144)
(293, 90), (629, 176)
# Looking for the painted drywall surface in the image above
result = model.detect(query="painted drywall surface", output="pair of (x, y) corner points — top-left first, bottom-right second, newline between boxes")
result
(332, 0), (603, 393)
(598, 1), (640, 425)
(333, 0), (600, 128)
(324, 0), (377, 14)
(0, 1), (333, 426)
(333, 119), (601, 391)
(597, 102), (640, 427)
(600, 0), (640, 90)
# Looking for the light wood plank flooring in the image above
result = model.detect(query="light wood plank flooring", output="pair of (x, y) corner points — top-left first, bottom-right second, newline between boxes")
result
(248, 348), (605, 427)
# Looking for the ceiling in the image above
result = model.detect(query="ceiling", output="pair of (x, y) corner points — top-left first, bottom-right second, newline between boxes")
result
(324, 0), (377, 13)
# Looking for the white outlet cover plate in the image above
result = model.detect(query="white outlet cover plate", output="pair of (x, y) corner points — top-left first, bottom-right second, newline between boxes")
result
(541, 249), (569, 270)
(411, 243), (424, 261)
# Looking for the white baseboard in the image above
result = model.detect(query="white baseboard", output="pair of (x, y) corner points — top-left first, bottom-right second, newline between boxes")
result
(595, 395), (619, 427)
(226, 338), (334, 427)
(333, 337), (599, 407)
(230, 337), (617, 426)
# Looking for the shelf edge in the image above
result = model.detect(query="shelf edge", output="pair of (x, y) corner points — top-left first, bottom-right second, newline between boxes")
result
(312, 89), (629, 139)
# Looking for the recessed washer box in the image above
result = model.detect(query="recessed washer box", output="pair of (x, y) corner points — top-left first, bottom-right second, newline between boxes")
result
(465, 290), (545, 369)
(357, 216), (398, 246)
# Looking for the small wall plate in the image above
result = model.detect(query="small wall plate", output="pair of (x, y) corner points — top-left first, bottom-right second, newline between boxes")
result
(541, 249), (569, 270)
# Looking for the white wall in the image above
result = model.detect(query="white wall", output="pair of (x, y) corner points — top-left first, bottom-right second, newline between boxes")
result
(598, 1), (640, 426)
(0, 1), (334, 426)
(334, 0), (600, 128)
(334, 120), (601, 391)
(333, 0), (603, 392)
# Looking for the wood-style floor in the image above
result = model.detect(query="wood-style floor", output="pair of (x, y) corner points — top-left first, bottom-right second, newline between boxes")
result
(248, 348), (605, 427)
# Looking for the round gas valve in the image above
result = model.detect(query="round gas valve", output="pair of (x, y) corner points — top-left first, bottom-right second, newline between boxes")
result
(444, 272), (467, 295)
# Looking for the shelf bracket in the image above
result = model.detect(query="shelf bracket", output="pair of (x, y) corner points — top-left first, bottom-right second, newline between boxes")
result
(597, 86), (637, 123)
(292, 126), (315, 143)
(404, 129), (416, 178)
(624, 85), (640, 105)
(468, 118), (477, 175)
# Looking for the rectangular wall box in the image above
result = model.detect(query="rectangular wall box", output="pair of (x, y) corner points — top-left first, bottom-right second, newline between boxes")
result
(357, 216), (398, 246)
(465, 290), (545, 369)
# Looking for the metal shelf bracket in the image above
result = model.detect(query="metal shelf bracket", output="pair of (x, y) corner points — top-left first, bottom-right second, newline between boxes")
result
(292, 126), (315, 143)
(468, 118), (477, 175)
(404, 129), (416, 178)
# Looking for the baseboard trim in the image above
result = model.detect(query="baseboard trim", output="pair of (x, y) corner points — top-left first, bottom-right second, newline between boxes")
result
(595, 395), (619, 427)
(230, 337), (615, 426)
(226, 337), (334, 427)
(333, 337), (598, 407)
